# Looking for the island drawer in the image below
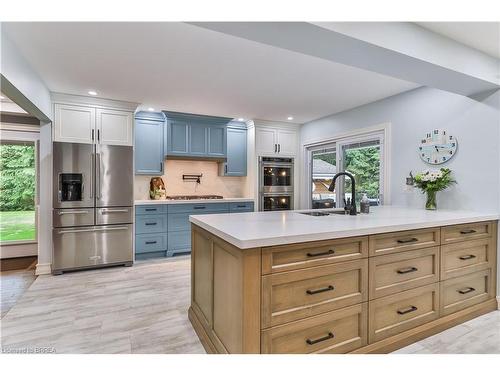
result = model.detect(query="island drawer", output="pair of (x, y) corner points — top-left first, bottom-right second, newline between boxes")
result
(368, 283), (439, 343)
(135, 205), (165, 215)
(441, 221), (494, 245)
(441, 238), (494, 280)
(262, 259), (368, 328)
(369, 246), (439, 300)
(261, 236), (368, 274)
(135, 233), (167, 253)
(135, 214), (168, 234)
(261, 303), (368, 354)
(369, 228), (440, 257)
(440, 269), (493, 316)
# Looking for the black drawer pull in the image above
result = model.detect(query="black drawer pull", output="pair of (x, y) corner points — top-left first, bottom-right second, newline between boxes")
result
(460, 229), (477, 235)
(145, 222), (157, 226)
(306, 332), (334, 345)
(306, 285), (334, 295)
(145, 208), (157, 212)
(459, 254), (476, 260)
(236, 205), (247, 208)
(397, 266), (418, 274)
(145, 241), (157, 245)
(306, 249), (335, 257)
(458, 287), (476, 294)
(193, 206), (206, 210)
(397, 237), (418, 244)
(397, 305), (418, 315)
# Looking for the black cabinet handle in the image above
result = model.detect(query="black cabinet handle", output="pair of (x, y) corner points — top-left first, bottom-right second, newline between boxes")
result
(278, 144), (281, 153)
(397, 305), (418, 315)
(274, 144), (277, 153)
(460, 229), (477, 235)
(306, 249), (335, 258)
(236, 205), (247, 208)
(458, 287), (476, 294)
(145, 241), (157, 245)
(397, 237), (418, 244)
(306, 285), (334, 295)
(92, 129), (94, 141)
(459, 254), (476, 260)
(97, 129), (100, 142)
(306, 332), (334, 345)
(193, 206), (206, 210)
(397, 266), (418, 274)
(145, 208), (157, 212)
(145, 222), (157, 226)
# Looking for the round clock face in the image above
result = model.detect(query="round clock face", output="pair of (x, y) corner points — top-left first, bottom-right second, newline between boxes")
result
(418, 129), (457, 165)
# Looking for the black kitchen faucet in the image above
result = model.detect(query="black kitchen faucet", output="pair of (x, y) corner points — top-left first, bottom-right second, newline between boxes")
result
(328, 172), (357, 216)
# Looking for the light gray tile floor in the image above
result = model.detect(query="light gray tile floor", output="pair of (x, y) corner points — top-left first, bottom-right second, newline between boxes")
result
(1, 256), (498, 354)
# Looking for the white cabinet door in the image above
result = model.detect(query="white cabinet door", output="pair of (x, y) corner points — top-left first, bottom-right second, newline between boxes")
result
(277, 129), (298, 156)
(54, 104), (95, 144)
(256, 127), (277, 155)
(96, 108), (133, 146)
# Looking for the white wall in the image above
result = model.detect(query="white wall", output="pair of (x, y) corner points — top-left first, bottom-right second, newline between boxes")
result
(301, 87), (500, 212)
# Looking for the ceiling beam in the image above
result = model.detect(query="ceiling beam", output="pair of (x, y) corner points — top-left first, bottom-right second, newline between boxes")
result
(190, 22), (499, 97)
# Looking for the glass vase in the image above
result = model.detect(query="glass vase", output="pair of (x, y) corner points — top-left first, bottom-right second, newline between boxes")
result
(425, 190), (437, 210)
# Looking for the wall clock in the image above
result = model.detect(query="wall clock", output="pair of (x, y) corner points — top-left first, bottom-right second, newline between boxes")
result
(418, 129), (457, 165)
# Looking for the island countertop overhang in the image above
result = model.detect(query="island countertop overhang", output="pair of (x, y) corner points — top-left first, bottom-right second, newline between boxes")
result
(189, 206), (499, 249)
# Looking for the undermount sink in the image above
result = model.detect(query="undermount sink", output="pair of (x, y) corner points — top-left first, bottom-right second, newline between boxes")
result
(299, 209), (354, 216)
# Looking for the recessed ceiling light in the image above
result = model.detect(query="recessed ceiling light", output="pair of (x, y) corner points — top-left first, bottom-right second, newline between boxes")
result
(147, 107), (155, 112)
(88, 90), (98, 96)
(237, 118), (244, 122)
(287, 116), (294, 121)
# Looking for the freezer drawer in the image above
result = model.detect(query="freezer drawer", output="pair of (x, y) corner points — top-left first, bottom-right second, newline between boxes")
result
(53, 224), (133, 273)
(96, 206), (133, 225)
(53, 208), (95, 228)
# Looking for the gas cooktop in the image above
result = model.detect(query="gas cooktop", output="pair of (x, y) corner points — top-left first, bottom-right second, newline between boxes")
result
(165, 195), (224, 200)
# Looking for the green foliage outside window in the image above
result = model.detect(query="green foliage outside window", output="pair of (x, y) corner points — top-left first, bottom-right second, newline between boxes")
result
(0, 144), (36, 211)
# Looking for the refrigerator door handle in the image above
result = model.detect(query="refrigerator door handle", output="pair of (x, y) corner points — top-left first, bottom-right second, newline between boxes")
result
(57, 226), (129, 234)
(96, 152), (101, 199)
(90, 153), (94, 198)
(58, 210), (90, 215)
(100, 208), (130, 214)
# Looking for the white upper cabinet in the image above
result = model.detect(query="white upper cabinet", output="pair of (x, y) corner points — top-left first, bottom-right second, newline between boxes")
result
(255, 124), (298, 157)
(54, 104), (96, 144)
(276, 129), (298, 156)
(53, 95), (136, 146)
(96, 108), (133, 146)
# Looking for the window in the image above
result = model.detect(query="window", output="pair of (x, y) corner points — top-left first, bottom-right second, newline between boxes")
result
(0, 141), (37, 243)
(307, 129), (386, 209)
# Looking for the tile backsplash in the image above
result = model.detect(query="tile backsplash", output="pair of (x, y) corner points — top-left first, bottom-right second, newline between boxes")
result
(134, 159), (248, 200)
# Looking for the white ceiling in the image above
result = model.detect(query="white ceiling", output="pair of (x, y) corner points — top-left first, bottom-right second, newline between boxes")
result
(416, 22), (500, 60)
(2, 22), (419, 124)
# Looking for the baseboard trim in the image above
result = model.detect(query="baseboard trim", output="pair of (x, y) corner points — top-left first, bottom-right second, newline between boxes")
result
(35, 262), (51, 275)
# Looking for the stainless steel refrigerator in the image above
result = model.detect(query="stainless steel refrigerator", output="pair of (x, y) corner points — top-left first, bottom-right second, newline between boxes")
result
(52, 142), (133, 274)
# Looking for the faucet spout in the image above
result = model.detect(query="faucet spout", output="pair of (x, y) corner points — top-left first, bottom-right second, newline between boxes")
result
(328, 172), (357, 215)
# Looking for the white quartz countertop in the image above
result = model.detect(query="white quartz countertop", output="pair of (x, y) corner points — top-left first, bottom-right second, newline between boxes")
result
(189, 206), (499, 249)
(135, 197), (255, 205)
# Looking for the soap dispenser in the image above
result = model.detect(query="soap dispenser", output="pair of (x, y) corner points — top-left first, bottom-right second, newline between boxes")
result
(360, 193), (370, 214)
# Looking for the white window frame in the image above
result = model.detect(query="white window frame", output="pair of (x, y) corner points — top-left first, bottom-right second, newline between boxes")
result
(302, 122), (391, 209)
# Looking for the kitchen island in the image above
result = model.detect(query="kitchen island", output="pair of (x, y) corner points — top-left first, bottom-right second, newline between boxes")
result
(188, 206), (498, 354)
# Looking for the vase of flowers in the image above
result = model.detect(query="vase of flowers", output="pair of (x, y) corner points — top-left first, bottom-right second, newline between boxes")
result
(414, 168), (456, 210)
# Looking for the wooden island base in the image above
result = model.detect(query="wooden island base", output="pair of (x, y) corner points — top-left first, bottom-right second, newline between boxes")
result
(189, 221), (498, 354)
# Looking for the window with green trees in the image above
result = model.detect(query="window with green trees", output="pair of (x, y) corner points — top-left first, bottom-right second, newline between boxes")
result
(0, 143), (36, 242)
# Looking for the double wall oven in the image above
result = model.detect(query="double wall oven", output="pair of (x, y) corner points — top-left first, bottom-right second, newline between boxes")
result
(52, 142), (134, 274)
(259, 157), (294, 211)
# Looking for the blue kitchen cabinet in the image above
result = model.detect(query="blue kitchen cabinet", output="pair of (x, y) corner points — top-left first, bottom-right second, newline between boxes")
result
(134, 112), (165, 175)
(221, 125), (247, 176)
(164, 111), (230, 159)
(134, 201), (253, 259)
(166, 119), (189, 156)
